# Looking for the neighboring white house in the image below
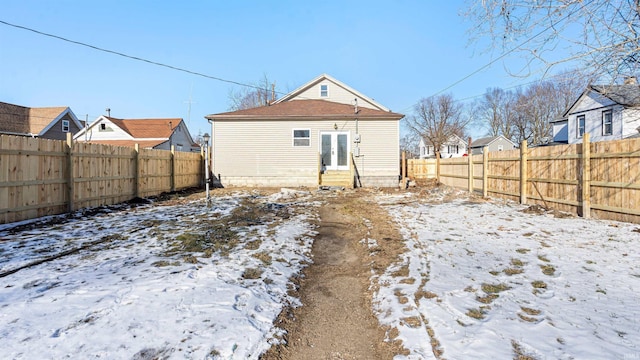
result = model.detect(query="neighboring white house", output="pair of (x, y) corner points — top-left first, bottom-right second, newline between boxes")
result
(74, 116), (198, 152)
(553, 81), (640, 144)
(470, 135), (517, 155)
(418, 135), (468, 158)
(205, 73), (404, 188)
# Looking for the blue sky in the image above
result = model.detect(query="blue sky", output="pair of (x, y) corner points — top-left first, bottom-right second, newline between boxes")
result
(1, 1), (553, 139)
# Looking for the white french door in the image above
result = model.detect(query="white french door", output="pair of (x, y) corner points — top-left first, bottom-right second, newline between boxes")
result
(320, 132), (350, 171)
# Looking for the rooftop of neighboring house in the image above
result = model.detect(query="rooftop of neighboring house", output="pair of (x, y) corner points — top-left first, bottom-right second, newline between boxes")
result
(471, 136), (503, 148)
(0, 101), (74, 135)
(589, 84), (640, 107)
(104, 117), (182, 138)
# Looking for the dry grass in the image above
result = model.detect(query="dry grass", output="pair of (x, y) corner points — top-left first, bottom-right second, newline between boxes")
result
(504, 267), (524, 276)
(531, 280), (547, 289)
(466, 307), (488, 320)
(476, 293), (499, 304)
(537, 255), (550, 262)
(520, 307), (541, 316)
(539, 264), (556, 276)
(481, 283), (511, 294)
(242, 267), (263, 280)
(252, 251), (272, 265)
(511, 258), (526, 267)
(516, 248), (530, 254)
(511, 340), (538, 360)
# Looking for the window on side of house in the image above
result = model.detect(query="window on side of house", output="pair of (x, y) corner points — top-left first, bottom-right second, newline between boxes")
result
(448, 145), (459, 154)
(602, 110), (613, 135)
(498, 145), (504, 151)
(577, 115), (585, 138)
(293, 129), (310, 147)
(100, 123), (107, 131)
(62, 120), (70, 132)
(320, 84), (328, 97)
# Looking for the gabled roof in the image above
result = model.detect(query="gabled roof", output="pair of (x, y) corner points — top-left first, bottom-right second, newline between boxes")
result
(470, 135), (516, 148)
(0, 101), (81, 136)
(206, 99), (403, 120)
(563, 84), (640, 117)
(273, 73), (391, 111)
(590, 85), (640, 106)
(107, 117), (181, 138)
(76, 116), (183, 140)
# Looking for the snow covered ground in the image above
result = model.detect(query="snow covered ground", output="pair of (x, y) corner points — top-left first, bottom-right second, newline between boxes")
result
(373, 189), (640, 360)
(0, 190), (318, 359)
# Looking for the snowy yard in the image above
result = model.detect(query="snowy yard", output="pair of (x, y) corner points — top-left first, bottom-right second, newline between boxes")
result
(373, 189), (640, 360)
(2, 186), (640, 360)
(0, 190), (318, 359)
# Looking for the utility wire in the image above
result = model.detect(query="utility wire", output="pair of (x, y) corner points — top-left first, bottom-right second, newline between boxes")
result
(0, 19), (283, 96)
(397, 0), (597, 115)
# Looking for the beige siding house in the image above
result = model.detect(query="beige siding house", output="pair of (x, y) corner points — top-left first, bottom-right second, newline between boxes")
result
(205, 74), (404, 188)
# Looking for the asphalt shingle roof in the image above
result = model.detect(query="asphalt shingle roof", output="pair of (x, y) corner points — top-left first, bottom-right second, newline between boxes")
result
(206, 99), (403, 120)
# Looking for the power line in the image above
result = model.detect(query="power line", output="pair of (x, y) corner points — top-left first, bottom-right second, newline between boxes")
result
(0, 19), (284, 96)
(397, 0), (597, 115)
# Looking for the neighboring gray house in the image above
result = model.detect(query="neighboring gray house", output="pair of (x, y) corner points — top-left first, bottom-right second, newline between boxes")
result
(470, 135), (516, 155)
(74, 116), (198, 152)
(418, 135), (468, 158)
(0, 101), (83, 140)
(553, 80), (640, 144)
(205, 74), (404, 188)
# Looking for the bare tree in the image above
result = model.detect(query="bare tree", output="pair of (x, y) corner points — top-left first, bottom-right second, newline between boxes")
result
(227, 74), (277, 111)
(474, 87), (517, 140)
(400, 132), (420, 158)
(405, 94), (469, 158)
(463, 1), (640, 81)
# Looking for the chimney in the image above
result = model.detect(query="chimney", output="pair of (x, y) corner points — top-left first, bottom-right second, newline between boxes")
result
(624, 76), (637, 85)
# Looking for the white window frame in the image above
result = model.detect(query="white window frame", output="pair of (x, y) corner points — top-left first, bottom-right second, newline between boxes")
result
(577, 115), (585, 138)
(320, 84), (328, 97)
(497, 144), (504, 151)
(62, 120), (70, 132)
(292, 128), (311, 147)
(447, 145), (459, 154)
(602, 110), (613, 136)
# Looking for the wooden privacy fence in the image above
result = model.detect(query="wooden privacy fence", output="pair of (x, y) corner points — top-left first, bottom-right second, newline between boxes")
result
(405, 134), (640, 223)
(0, 134), (204, 224)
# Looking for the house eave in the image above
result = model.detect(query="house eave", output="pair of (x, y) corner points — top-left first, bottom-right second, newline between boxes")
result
(205, 114), (404, 121)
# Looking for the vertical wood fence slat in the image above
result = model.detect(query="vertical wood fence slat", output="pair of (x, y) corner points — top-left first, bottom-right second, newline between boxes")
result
(66, 133), (74, 212)
(520, 140), (528, 205)
(405, 135), (640, 223)
(467, 138), (473, 193)
(581, 133), (591, 218)
(0, 135), (203, 225)
(482, 149), (488, 198)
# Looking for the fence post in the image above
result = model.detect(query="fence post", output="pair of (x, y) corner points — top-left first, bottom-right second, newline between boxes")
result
(402, 151), (407, 187)
(436, 151), (441, 183)
(66, 133), (74, 213)
(520, 140), (528, 205)
(134, 144), (140, 198)
(468, 137), (473, 193)
(482, 149), (488, 198)
(581, 133), (591, 218)
(170, 145), (176, 192)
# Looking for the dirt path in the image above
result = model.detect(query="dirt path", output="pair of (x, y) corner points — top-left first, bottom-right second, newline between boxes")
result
(262, 191), (408, 360)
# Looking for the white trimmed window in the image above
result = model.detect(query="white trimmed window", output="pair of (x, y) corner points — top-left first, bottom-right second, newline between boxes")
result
(320, 84), (328, 97)
(602, 110), (613, 135)
(62, 120), (70, 132)
(293, 129), (310, 147)
(577, 115), (585, 138)
(447, 145), (459, 154)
